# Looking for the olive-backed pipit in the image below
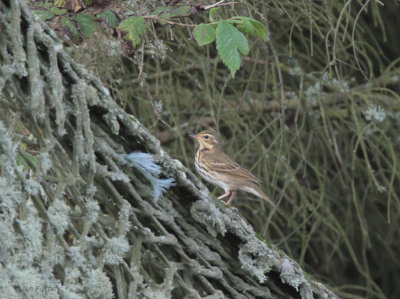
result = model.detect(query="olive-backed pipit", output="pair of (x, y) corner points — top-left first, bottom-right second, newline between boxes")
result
(190, 130), (275, 207)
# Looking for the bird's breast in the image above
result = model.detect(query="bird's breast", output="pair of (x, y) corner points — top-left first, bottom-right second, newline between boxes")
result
(195, 150), (232, 191)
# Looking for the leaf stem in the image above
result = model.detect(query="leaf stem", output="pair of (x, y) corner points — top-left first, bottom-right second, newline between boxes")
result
(144, 15), (196, 27)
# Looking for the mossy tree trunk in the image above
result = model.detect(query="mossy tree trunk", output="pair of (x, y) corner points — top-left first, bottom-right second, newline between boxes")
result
(0, 1), (339, 298)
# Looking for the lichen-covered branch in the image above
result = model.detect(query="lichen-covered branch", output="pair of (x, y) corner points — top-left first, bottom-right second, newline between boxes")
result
(0, 1), (339, 298)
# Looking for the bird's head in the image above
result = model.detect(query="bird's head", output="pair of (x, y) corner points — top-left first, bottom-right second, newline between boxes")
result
(190, 130), (219, 150)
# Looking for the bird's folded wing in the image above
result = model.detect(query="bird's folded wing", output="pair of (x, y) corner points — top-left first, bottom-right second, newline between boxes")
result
(203, 152), (262, 184)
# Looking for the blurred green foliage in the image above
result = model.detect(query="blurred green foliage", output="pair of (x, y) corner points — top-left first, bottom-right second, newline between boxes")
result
(46, 0), (400, 298)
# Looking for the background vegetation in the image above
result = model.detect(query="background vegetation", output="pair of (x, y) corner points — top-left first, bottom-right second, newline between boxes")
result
(28, 0), (400, 298)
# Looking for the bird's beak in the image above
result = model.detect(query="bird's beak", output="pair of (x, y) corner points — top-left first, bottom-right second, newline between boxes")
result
(189, 134), (198, 139)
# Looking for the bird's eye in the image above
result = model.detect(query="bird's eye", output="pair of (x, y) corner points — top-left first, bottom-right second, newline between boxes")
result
(204, 135), (209, 139)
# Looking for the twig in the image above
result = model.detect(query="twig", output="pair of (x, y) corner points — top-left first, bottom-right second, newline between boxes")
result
(202, 0), (238, 10)
(144, 15), (196, 27)
(269, 42), (286, 102)
(242, 56), (268, 65)
(138, 42), (144, 78)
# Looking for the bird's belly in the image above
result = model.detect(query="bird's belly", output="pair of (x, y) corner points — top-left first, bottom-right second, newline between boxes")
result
(195, 163), (230, 191)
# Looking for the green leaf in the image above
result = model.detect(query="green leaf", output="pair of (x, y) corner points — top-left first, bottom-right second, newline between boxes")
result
(76, 14), (96, 37)
(152, 5), (192, 19)
(152, 6), (171, 16)
(43, 2), (51, 9)
(237, 17), (254, 35)
(158, 5), (193, 19)
(248, 18), (267, 41)
(54, 0), (66, 7)
(216, 20), (249, 77)
(166, 5), (192, 18)
(97, 10), (118, 29)
(118, 16), (146, 48)
(50, 7), (66, 16)
(61, 16), (79, 37)
(209, 7), (220, 21)
(34, 10), (55, 21)
(35, 1), (51, 9)
(226, 19), (241, 24)
(193, 24), (216, 46)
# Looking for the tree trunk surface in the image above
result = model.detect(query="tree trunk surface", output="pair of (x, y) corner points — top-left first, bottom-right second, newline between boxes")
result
(0, 1), (339, 298)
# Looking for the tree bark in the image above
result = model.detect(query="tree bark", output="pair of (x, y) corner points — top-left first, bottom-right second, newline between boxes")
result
(0, 1), (339, 298)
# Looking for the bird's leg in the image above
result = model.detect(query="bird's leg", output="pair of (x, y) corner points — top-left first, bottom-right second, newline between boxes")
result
(225, 191), (237, 205)
(218, 191), (230, 199)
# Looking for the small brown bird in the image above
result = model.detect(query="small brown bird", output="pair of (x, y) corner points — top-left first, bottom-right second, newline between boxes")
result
(190, 130), (276, 208)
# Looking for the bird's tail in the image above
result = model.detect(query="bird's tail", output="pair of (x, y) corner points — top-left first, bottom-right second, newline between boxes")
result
(244, 184), (277, 208)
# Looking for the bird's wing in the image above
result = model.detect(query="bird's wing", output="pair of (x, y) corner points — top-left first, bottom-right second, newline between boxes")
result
(203, 150), (262, 184)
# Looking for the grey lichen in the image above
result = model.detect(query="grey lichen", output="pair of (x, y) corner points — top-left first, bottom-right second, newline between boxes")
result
(84, 269), (114, 299)
(238, 240), (273, 283)
(190, 200), (228, 237)
(10, 0), (27, 77)
(103, 236), (130, 265)
(47, 199), (71, 235)
(27, 24), (45, 120)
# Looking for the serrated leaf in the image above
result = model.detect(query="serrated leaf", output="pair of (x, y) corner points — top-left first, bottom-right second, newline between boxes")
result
(249, 18), (267, 41)
(119, 16), (146, 34)
(50, 7), (66, 15)
(118, 16), (146, 48)
(34, 10), (55, 21)
(193, 24), (216, 46)
(216, 20), (249, 77)
(76, 14), (96, 37)
(97, 10), (118, 29)
(209, 7), (220, 21)
(237, 17), (254, 35)
(61, 16), (79, 37)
